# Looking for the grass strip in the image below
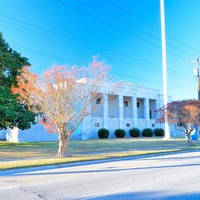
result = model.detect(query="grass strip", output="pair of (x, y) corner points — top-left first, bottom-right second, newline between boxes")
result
(0, 138), (199, 170)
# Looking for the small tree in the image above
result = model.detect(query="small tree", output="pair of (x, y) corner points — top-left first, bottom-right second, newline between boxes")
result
(11, 57), (119, 156)
(156, 100), (200, 145)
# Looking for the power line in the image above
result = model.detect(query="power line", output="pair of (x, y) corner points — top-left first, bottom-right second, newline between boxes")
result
(57, 0), (189, 61)
(12, 39), (193, 81)
(0, 16), (193, 80)
(105, 0), (200, 55)
(13, 42), (195, 86)
(8, 36), (195, 87)
(8, 41), (197, 93)
(0, 5), (194, 78)
(77, 0), (196, 58)
(0, 5), (195, 83)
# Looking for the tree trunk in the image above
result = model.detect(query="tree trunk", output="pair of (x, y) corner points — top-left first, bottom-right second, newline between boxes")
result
(57, 129), (70, 157)
(185, 133), (193, 145)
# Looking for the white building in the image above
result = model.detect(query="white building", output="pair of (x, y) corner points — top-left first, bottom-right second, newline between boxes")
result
(82, 83), (166, 139)
(0, 82), (170, 142)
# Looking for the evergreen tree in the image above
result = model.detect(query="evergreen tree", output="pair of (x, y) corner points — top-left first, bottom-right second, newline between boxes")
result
(0, 33), (36, 130)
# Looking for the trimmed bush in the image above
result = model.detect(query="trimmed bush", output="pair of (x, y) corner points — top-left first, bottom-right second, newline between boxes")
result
(98, 128), (109, 139)
(129, 128), (140, 137)
(154, 128), (165, 137)
(114, 129), (126, 138)
(142, 128), (153, 137)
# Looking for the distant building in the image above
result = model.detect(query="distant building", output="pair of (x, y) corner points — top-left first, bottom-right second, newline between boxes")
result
(0, 82), (171, 142)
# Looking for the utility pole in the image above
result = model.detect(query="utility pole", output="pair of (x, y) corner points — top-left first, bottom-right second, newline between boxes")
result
(189, 57), (200, 100)
(160, 0), (170, 138)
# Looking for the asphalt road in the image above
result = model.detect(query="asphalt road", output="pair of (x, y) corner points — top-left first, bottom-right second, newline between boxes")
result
(0, 151), (200, 200)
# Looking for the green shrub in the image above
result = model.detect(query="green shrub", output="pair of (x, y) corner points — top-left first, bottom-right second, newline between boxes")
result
(98, 128), (109, 139)
(129, 128), (140, 137)
(114, 129), (126, 138)
(142, 128), (153, 137)
(154, 128), (165, 137)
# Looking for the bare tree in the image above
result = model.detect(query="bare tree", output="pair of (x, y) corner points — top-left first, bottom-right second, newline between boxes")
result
(11, 57), (118, 156)
(156, 100), (200, 145)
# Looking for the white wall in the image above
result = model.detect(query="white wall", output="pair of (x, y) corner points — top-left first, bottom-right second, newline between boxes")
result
(0, 129), (6, 140)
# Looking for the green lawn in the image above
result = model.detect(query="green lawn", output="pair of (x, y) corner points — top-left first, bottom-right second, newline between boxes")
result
(0, 138), (199, 171)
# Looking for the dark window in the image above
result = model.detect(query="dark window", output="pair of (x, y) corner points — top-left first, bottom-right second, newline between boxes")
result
(96, 98), (101, 104)
(137, 102), (140, 107)
(149, 110), (152, 119)
(124, 101), (128, 107)
(94, 123), (99, 127)
(177, 122), (184, 126)
(126, 123), (130, 127)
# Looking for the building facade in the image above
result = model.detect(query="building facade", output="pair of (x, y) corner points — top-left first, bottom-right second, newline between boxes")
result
(0, 82), (170, 142)
(81, 83), (166, 139)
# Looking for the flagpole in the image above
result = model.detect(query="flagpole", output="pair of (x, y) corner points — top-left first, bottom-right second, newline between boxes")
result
(160, 0), (170, 138)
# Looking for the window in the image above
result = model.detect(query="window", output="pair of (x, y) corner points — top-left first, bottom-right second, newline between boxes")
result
(177, 122), (184, 126)
(149, 110), (152, 119)
(124, 101), (128, 107)
(152, 124), (155, 127)
(126, 123), (130, 127)
(96, 98), (101, 104)
(94, 123), (99, 127)
(43, 116), (47, 122)
(137, 102), (140, 107)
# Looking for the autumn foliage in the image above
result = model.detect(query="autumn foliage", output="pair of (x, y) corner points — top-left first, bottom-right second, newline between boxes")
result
(156, 100), (200, 144)
(11, 58), (116, 156)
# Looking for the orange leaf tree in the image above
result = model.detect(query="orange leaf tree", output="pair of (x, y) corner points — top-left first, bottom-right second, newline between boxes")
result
(156, 100), (200, 144)
(11, 57), (117, 156)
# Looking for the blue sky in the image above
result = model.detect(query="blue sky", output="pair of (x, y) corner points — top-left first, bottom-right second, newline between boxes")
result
(0, 0), (200, 100)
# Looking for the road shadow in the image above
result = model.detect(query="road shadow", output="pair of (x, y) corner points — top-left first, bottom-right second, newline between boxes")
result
(1, 150), (199, 176)
(71, 191), (200, 200)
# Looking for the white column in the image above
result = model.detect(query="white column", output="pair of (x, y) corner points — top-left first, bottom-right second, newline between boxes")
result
(132, 96), (137, 127)
(156, 96), (161, 120)
(103, 94), (108, 129)
(118, 95), (124, 128)
(82, 95), (91, 140)
(144, 98), (150, 127)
